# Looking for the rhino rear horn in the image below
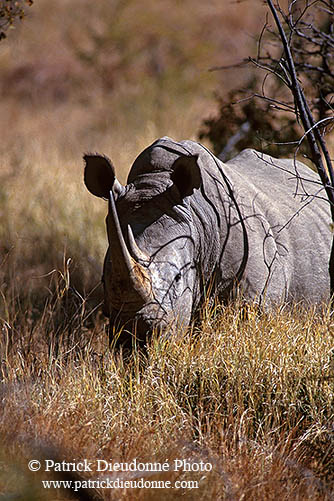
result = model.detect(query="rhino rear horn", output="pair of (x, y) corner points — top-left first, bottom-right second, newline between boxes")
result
(83, 154), (124, 199)
(171, 154), (202, 198)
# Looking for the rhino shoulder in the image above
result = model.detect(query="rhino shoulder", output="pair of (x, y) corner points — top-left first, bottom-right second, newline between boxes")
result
(226, 148), (318, 183)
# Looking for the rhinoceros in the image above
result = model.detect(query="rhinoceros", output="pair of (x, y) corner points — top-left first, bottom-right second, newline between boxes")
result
(84, 137), (330, 343)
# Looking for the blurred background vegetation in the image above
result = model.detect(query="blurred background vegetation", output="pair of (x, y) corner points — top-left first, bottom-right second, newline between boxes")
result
(0, 0), (268, 303)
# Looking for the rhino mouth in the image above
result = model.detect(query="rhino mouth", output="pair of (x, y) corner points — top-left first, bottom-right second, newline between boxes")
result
(109, 305), (169, 343)
(109, 300), (148, 312)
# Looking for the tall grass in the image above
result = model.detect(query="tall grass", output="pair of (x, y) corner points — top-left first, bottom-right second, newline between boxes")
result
(1, 277), (334, 499)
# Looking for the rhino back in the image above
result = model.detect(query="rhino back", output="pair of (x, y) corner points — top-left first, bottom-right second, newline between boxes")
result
(224, 149), (331, 303)
(176, 142), (331, 304)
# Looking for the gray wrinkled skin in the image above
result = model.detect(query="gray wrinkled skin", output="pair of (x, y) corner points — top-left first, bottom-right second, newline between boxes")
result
(84, 137), (331, 342)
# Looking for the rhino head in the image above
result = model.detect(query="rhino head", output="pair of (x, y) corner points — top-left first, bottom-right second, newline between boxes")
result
(84, 148), (202, 346)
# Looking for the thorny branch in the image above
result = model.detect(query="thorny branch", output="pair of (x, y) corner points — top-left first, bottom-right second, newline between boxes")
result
(265, 0), (334, 296)
(201, 2), (334, 163)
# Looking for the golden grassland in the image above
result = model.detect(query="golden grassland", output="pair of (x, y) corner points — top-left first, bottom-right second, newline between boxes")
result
(2, 284), (334, 499)
(1, 0), (334, 499)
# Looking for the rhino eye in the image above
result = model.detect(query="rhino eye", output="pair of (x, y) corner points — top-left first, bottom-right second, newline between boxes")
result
(175, 272), (182, 283)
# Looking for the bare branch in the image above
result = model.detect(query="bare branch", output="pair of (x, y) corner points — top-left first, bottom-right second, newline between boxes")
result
(267, 0), (333, 191)
(266, 0), (334, 296)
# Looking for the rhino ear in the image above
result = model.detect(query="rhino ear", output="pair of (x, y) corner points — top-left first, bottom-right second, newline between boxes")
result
(84, 154), (124, 199)
(171, 154), (202, 198)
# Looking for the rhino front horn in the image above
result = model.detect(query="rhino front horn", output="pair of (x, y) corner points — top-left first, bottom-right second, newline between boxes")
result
(106, 190), (152, 305)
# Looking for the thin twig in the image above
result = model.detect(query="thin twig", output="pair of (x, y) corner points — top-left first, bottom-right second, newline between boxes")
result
(266, 0), (334, 296)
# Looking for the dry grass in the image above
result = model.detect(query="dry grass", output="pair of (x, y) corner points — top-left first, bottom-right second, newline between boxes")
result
(1, 284), (334, 500)
(1, 0), (334, 499)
